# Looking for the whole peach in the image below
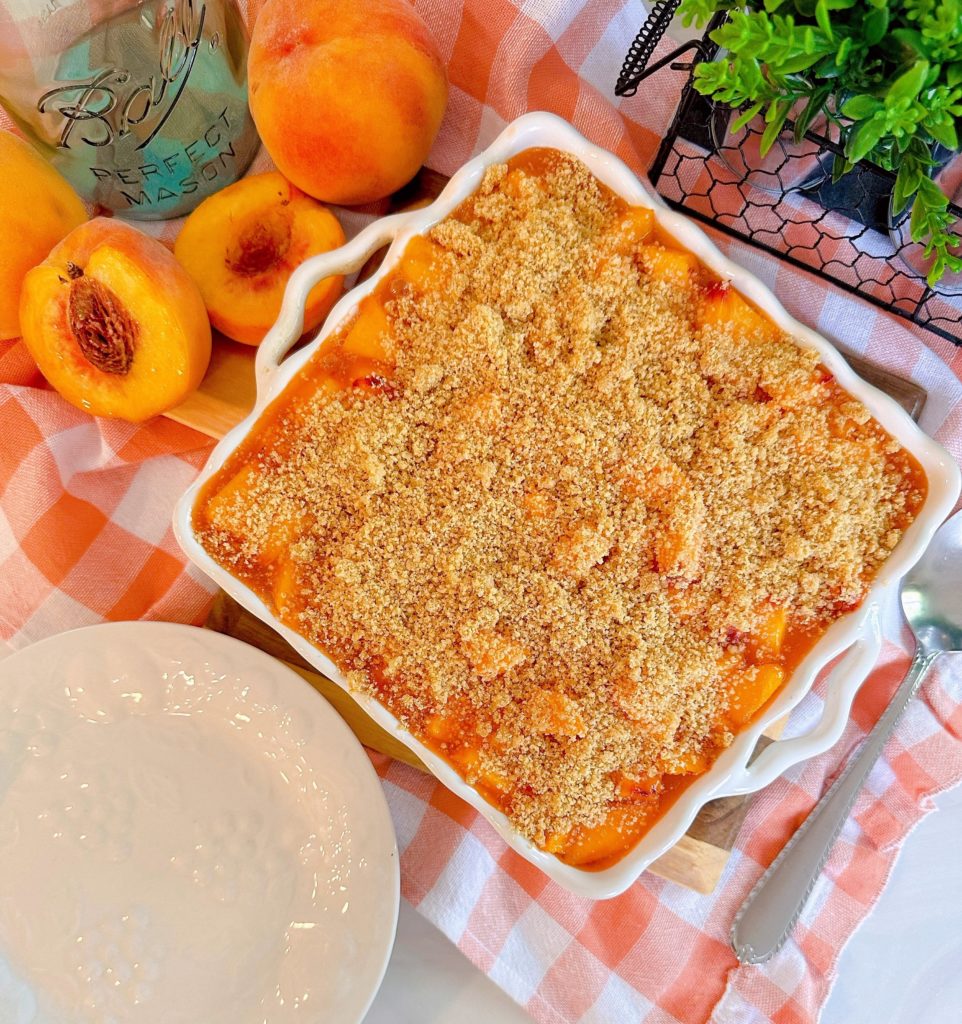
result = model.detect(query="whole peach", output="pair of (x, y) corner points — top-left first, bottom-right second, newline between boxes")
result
(248, 0), (448, 205)
(0, 131), (86, 339)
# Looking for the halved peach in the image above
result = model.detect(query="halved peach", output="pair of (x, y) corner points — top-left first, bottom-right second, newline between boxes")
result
(19, 218), (211, 422)
(174, 172), (345, 346)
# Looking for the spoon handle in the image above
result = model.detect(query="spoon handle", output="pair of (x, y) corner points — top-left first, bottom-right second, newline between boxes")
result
(731, 645), (940, 964)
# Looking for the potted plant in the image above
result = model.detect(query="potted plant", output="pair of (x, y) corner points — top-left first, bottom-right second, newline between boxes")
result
(678, 0), (962, 285)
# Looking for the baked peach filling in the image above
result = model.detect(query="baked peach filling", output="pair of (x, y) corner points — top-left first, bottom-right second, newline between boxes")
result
(195, 149), (925, 870)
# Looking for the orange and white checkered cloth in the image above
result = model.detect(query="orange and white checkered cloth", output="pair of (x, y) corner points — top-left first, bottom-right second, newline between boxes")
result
(2, 2), (962, 1022)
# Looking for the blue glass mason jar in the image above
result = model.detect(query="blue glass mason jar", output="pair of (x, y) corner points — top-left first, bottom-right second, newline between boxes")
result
(0, 0), (260, 219)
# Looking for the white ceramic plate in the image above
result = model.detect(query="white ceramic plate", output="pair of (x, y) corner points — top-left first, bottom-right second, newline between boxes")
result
(173, 112), (961, 899)
(0, 621), (399, 1024)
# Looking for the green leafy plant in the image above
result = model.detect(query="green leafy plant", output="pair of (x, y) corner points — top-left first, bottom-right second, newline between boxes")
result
(678, 0), (962, 284)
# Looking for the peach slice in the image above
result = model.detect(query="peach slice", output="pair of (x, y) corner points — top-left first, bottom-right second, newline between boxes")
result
(726, 664), (785, 728)
(694, 279), (776, 340)
(0, 130), (87, 340)
(342, 298), (394, 361)
(174, 172), (346, 346)
(637, 242), (699, 283)
(19, 218), (211, 422)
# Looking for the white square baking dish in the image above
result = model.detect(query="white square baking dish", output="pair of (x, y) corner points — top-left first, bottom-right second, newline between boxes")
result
(174, 112), (961, 899)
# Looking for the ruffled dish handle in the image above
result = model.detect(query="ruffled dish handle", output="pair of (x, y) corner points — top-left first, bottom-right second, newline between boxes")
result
(254, 213), (411, 398)
(723, 607), (883, 797)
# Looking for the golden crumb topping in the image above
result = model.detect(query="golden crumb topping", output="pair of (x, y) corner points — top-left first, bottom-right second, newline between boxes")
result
(197, 152), (924, 849)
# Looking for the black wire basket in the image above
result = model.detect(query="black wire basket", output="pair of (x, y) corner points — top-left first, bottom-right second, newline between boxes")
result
(615, 4), (962, 347)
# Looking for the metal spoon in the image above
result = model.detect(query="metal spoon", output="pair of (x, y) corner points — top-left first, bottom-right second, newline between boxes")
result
(731, 509), (962, 964)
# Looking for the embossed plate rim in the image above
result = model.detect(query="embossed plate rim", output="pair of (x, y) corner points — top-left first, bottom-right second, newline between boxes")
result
(0, 620), (400, 1024)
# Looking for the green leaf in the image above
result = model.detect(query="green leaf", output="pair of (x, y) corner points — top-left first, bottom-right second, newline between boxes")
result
(841, 94), (884, 118)
(794, 83), (832, 141)
(845, 117), (885, 162)
(927, 255), (946, 286)
(871, 141), (897, 169)
(732, 102), (764, 131)
(777, 50), (830, 73)
(910, 190), (930, 242)
(926, 117), (959, 148)
(863, 7), (889, 44)
(918, 175), (949, 213)
(759, 99), (792, 154)
(831, 153), (853, 182)
(887, 60), (931, 104)
(836, 36), (853, 65)
(677, 0), (724, 28)
(893, 161), (924, 213)
(889, 28), (930, 58)
(814, 0), (833, 40)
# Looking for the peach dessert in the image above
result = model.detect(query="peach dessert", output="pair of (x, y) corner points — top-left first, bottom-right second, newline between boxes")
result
(194, 150), (926, 870)
(174, 172), (346, 346)
(247, 0), (448, 204)
(0, 130), (86, 340)
(19, 218), (211, 422)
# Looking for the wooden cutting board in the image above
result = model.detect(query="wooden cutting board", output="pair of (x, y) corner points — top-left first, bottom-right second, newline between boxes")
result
(167, 167), (927, 892)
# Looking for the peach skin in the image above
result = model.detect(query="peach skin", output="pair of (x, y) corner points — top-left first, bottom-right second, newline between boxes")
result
(248, 0), (448, 205)
(0, 130), (87, 340)
(174, 172), (346, 345)
(19, 218), (211, 422)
